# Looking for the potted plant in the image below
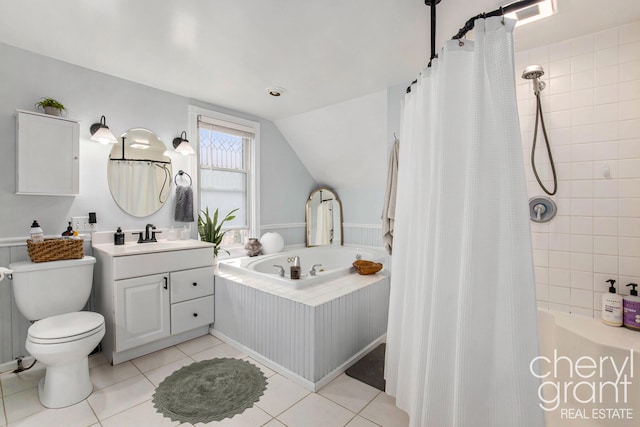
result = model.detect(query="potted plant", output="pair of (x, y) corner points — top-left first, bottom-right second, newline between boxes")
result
(198, 207), (239, 258)
(35, 97), (66, 116)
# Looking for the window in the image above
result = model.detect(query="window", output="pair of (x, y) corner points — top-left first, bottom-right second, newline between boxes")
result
(194, 109), (259, 254)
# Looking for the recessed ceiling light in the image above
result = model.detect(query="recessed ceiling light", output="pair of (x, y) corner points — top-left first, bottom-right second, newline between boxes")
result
(266, 86), (286, 97)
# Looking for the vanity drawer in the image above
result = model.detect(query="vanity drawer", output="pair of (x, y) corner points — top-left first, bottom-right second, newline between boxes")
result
(171, 295), (214, 335)
(170, 266), (214, 303)
(112, 248), (213, 280)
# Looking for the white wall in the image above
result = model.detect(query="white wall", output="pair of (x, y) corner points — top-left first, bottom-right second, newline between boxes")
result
(276, 90), (390, 229)
(0, 42), (317, 364)
(0, 42), (316, 239)
(515, 21), (640, 318)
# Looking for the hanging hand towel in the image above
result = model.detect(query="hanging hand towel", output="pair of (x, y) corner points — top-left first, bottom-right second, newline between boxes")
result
(174, 185), (194, 222)
(315, 201), (332, 245)
(381, 139), (399, 254)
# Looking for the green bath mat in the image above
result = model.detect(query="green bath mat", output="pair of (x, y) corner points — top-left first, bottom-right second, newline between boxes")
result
(152, 358), (267, 424)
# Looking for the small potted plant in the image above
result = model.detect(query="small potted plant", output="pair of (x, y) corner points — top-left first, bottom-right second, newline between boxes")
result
(35, 97), (66, 116)
(198, 207), (239, 258)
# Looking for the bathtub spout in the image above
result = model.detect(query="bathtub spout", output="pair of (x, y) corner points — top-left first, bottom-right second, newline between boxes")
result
(309, 264), (322, 276)
(273, 265), (285, 277)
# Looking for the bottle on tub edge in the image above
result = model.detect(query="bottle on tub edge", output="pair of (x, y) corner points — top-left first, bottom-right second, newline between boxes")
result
(290, 256), (301, 280)
(623, 283), (640, 331)
(601, 279), (623, 327)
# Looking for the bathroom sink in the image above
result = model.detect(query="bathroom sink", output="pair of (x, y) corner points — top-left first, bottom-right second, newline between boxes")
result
(92, 239), (214, 256)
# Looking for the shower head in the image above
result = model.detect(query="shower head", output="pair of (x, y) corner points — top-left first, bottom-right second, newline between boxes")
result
(522, 64), (544, 80)
(522, 65), (546, 95)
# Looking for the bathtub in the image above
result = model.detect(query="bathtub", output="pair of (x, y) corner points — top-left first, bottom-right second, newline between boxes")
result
(218, 245), (385, 289)
(537, 309), (640, 426)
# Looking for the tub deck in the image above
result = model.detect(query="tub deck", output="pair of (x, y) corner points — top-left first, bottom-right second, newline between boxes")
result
(213, 265), (390, 391)
(538, 309), (640, 427)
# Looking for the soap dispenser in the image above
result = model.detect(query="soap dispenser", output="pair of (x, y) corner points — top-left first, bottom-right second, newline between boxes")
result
(114, 227), (125, 245)
(30, 220), (44, 242)
(623, 283), (640, 331)
(61, 221), (73, 237)
(601, 279), (623, 327)
(290, 256), (301, 280)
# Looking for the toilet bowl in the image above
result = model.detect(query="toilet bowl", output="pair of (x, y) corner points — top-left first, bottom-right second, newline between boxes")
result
(4, 256), (105, 408)
(26, 311), (105, 408)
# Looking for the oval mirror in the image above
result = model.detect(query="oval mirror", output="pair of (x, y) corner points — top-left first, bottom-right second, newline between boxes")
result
(306, 188), (343, 246)
(107, 128), (172, 217)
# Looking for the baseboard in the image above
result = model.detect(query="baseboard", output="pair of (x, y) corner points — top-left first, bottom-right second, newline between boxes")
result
(0, 356), (35, 374)
(209, 327), (386, 392)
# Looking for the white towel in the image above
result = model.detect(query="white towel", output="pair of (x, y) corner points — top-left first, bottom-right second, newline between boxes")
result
(315, 201), (332, 245)
(174, 185), (194, 222)
(382, 140), (399, 254)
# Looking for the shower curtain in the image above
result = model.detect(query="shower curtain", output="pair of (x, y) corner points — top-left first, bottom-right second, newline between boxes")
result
(108, 161), (160, 216)
(384, 17), (544, 427)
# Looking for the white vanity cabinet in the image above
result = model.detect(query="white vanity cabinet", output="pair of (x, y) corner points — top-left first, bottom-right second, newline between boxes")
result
(92, 240), (216, 364)
(15, 110), (80, 195)
(114, 273), (171, 352)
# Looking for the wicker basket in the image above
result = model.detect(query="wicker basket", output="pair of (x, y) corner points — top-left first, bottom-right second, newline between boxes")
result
(26, 238), (84, 263)
(352, 260), (383, 275)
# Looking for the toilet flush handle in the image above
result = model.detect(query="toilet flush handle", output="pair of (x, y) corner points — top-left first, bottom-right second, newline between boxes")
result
(0, 267), (13, 281)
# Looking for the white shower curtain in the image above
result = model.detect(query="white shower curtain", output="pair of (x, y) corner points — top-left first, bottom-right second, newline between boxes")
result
(108, 161), (160, 216)
(384, 17), (544, 427)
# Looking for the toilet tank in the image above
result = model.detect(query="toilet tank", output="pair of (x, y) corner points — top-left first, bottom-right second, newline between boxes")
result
(9, 256), (96, 321)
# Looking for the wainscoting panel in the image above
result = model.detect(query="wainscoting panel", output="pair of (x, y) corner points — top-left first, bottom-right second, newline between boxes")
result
(214, 274), (390, 385)
(0, 243), (30, 367)
(261, 222), (383, 248)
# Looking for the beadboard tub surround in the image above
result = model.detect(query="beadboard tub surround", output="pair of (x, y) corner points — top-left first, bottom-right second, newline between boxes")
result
(213, 267), (390, 391)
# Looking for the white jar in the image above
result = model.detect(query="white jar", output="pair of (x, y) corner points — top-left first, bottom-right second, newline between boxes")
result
(181, 225), (190, 240)
(167, 226), (178, 241)
(30, 220), (44, 242)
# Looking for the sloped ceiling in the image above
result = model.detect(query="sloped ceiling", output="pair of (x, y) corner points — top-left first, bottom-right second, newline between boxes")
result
(276, 90), (388, 190)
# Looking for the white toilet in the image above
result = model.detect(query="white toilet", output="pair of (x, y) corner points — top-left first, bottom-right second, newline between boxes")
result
(8, 256), (105, 408)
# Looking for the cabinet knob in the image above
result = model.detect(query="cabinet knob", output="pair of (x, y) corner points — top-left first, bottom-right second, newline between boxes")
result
(192, 282), (198, 287)
(193, 313), (198, 317)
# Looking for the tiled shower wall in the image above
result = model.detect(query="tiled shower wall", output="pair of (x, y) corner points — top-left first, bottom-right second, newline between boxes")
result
(515, 21), (640, 318)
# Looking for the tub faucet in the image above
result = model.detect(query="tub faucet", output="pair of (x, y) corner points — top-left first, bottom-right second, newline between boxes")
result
(309, 264), (322, 276)
(273, 265), (285, 277)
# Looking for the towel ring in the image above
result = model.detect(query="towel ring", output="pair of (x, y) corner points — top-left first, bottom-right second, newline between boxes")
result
(174, 170), (192, 186)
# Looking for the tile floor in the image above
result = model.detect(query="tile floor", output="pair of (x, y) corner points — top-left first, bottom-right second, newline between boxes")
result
(0, 334), (409, 426)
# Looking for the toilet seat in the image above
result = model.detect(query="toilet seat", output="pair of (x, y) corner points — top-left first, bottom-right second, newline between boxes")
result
(28, 312), (105, 345)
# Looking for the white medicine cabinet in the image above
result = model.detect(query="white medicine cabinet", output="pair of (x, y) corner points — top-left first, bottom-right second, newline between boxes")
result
(15, 110), (80, 195)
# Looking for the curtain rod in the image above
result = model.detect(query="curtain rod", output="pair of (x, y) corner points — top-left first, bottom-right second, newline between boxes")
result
(451, 0), (544, 40)
(406, 0), (543, 93)
(426, 0), (441, 66)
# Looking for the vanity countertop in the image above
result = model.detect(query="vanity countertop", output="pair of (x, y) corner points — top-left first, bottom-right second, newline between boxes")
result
(92, 239), (214, 257)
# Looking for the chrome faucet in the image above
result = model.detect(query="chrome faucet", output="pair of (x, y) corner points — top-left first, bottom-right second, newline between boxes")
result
(273, 265), (285, 277)
(309, 264), (322, 276)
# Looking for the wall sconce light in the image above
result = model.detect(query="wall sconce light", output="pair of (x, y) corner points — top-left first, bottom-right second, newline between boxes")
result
(89, 115), (117, 145)
(173, 131), (196, 155)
